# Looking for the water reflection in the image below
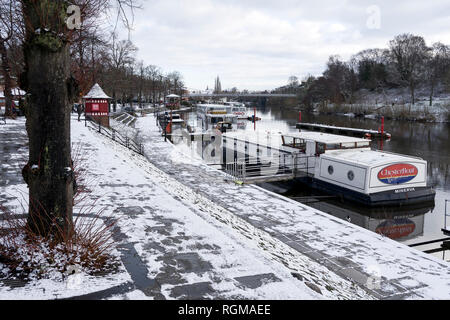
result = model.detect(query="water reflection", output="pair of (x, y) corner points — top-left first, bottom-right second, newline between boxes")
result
(277, 180), (434, 242)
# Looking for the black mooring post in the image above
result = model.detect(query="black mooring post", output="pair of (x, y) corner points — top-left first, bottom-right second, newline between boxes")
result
(164, 117), (167, 142)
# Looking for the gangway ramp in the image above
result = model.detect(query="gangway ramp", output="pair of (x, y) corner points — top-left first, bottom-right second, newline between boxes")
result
(223, 154), (314, 184)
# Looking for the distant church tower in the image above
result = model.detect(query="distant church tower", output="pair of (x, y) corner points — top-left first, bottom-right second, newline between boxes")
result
(214, 76), (222, 94)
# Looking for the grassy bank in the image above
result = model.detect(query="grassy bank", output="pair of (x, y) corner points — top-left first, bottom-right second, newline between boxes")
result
(315, 101), (450, 122)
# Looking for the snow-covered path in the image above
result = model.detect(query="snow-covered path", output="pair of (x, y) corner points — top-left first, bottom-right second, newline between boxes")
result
(0, 116), (328, 299)
(131, 114), (450, 300)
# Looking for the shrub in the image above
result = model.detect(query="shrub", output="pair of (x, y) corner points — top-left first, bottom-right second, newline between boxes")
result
(0, 143), (118, 281)
(0, 204), (118, 280)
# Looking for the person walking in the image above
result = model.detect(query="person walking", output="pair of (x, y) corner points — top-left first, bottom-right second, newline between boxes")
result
(76, 104), (83, 121)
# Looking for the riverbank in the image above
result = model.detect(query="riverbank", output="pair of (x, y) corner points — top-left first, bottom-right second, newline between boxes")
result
(0, 116), (337, 299)
(310, 99), (450, 123)
(1, 115), (450, 299)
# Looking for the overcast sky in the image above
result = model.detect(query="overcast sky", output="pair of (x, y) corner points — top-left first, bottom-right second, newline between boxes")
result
(118, 0), (450, 91)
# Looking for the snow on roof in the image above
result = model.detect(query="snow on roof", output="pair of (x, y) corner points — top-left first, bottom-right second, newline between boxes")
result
(299, 123), (384, 135)
(83, 83), (111, 99)
(284, 132), (369, 144)
(197, 104), (229, 108)
(166, 94), (180, 98)
(206, 114), (237, 118)
(324, 149), (426, 166)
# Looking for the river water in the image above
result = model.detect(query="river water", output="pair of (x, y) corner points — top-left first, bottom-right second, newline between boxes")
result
(179, 104), (450, 260)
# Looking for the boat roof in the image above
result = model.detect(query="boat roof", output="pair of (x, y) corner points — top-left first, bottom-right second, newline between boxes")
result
(283, 132), (370, 144)
(206, 114), (237, 118)
(224, 131), (370, 149)
(298, 123), (384, 135)
(323, 149), (425, 166)
(197, 104), (229, 108)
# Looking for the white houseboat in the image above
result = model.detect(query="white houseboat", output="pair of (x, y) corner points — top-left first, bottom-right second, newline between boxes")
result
(196, 104), (238, 131)
(224, 102), (248, 119)
(197, 103), (230, 115)
(223, 131), (435, 207)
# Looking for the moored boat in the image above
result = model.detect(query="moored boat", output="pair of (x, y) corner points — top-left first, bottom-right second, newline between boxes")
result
(224, 102), (248, 119)
(223, 131), (435, 207)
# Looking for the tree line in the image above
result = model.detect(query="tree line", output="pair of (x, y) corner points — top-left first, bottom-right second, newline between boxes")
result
(0, 0), (166, 243)
(0, 2), (185, 116)
(280, 34), (450, 109)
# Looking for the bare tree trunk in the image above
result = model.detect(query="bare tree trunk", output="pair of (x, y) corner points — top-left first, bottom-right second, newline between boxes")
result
(0, 40), (13, 117)
(112, 88), (117, 112)
(410, 81), (415, 106)
(152, 80), (156, 108)
(21, 1), (76, 238)
(429, 80), (435, 107)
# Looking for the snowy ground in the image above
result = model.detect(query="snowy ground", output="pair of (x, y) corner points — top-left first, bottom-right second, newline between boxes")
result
(325, 88), (450, 122)
(1, 114), (449, 300)
(0, 116), (326, 299)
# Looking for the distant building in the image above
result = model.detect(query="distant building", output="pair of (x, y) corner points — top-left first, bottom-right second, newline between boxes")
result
(0, 73), (26, 108)
(83, 83), (111, 127)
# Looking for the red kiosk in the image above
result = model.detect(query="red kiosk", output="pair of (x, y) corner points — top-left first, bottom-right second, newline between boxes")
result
(165, 94), (180, 110)
(83, 83), (111, 127)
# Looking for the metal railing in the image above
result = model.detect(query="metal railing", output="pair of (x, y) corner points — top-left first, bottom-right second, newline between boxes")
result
(224, 153), (315, 183)
(85, 117), (144, 155)
(444, 200), (450, 235)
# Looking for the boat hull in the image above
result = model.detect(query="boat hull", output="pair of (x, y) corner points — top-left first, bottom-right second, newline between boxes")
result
(295, 176), (435, 207)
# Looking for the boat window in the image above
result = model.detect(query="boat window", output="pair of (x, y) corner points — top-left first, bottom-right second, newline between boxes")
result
(326, 143), (340, 150)
(316, 143), (326, 155)
(328, 165), (334, 175)
(282, 136), (306, 150)
(348, 170), (355, 181)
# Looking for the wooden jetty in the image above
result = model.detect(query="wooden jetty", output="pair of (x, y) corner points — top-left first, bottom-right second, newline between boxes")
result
(296, 122), (391, 139)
